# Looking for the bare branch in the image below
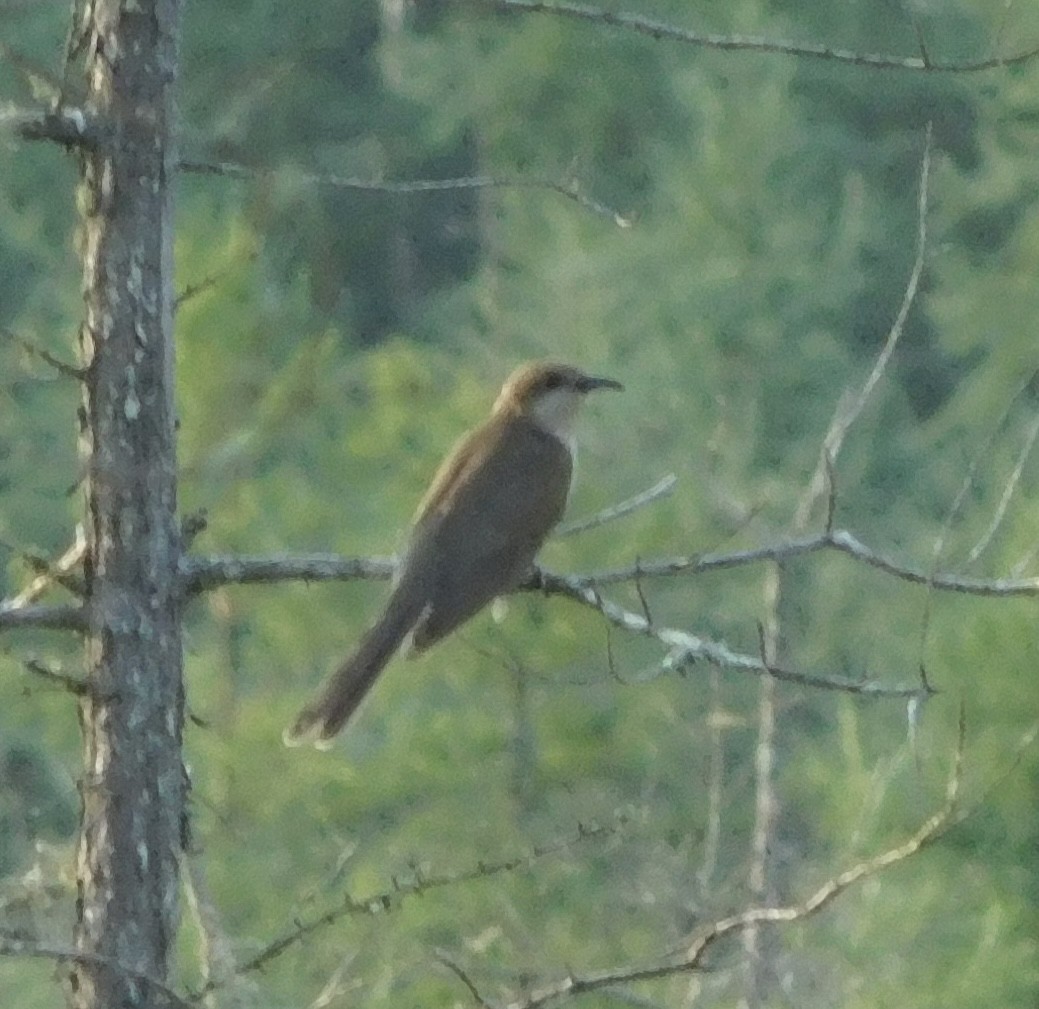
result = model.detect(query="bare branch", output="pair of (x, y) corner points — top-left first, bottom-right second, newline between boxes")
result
(181, 553), (396, 594)
(479, 0), (1039, 73)
(743, 589), (781, 1005)
(182, 852), (250, 1008)
(23, 657), (89, 695)
(0, 38), (65, 102)
(179, 159), (630, 226)
(307, 954), (358, 1009)
(965, 412), (1039, 567)
(575, 528), (1039, 597)
(534, 569), (927, 699)
(0, 104), (100, 147)
(795, 125), (931, 527)
(556, 474), (677, 538)
(190, 820), (622, 1000)
(0, 326), (84, 379)
(175, 252), (260, 312)
(2, 526), (87, 610)
(436, 951), (496, 1009)
(497, 724), (968, 1009)
(696, 664), (726, 898)
(181, 522), (1039, 705)
(0, 603), (85, 632)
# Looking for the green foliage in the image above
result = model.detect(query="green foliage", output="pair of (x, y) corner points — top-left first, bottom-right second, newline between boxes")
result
(3, 0), (1039, 1006)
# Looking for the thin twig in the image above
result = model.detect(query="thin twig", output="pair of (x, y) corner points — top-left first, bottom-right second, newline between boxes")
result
(182, 852), (248, 1007)
(919, 368), (1039, 655)
(479, 0), (1039, 73)
(965, 412), (1039, 567)
(436, 951), (495, 1008)
(696, 664), (725, 897)
(175, 252), (260, 311)
(0, 39), (64, 102)
(556, 474), (677, 538)
(189, 820), (622, 1000)
(3, 526), (87, 609)
(795, 124), (931, 528)
(23, 657), (89, 695)
(179, 159), (630, 227)
(572, 528), (1039, 596)
(0, 327), (83, 379)
(743, 593), (780, 1006)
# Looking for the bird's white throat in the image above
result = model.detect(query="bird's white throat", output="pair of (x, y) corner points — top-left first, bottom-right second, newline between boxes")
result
(527, 388), (581, 452)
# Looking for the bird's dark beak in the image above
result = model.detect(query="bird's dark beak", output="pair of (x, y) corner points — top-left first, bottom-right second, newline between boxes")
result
(577, 374), (624, 393)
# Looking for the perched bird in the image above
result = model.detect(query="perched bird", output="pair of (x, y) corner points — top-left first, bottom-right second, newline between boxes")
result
(285, 361), (623, 745)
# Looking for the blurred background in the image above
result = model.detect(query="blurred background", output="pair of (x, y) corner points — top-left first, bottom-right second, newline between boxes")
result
(1, 0), (1038, 1005)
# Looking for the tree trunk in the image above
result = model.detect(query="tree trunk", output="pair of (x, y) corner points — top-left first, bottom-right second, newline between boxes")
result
(72, 2), (185, 1007)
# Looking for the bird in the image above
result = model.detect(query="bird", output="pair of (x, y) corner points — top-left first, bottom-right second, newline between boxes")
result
(284, 361), (623, 746)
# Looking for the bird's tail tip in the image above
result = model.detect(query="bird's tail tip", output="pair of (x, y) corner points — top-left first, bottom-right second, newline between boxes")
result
(282, 712), (336, 751)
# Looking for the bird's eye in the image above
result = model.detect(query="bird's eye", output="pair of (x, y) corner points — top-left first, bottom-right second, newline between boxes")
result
(544, 374), (564, 391)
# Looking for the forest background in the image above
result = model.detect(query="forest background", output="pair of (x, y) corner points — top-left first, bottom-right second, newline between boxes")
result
(1, 0), (1038, 1006)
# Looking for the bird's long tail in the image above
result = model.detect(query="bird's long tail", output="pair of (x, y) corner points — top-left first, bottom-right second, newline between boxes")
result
(283, 588), (424, 747)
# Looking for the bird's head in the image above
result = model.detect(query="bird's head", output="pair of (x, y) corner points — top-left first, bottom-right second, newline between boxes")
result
(494, 361), (623, 440)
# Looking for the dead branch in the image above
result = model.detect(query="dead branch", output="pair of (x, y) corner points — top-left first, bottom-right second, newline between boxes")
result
(576, 528), (1039, 596)
(189, 819), (622, 1001)
(534, 569), (928, 699)
(556, 474), (677, 537)
(179, 159), (630, 227)
(481, 0), (1039, 73)
(476, 716), (968, 1009)
(184, 526), (1039, 598)
(0, 327), (84, 379)
(965, 412), (1039, 567)
(23, 657), (89, 696)
(180, 553), (395, 595)
(796, 125), (931, 527)
(0, 603), (86, 632)
(1, 105), (100, 148)
(174, 250), (259, 311)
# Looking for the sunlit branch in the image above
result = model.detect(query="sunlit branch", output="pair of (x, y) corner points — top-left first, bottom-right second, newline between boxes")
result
(481, 0), (1039, 73)
(2, 526), (87, 610)
(476, 716), (968, 1009)
(178, 159), (631, 227)
(182, 852), (242, 1004)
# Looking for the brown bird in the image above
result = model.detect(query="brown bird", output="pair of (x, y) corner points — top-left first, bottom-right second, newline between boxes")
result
(285, 361), (623, 745)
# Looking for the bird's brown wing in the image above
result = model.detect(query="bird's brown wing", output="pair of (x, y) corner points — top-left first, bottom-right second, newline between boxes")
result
(406, 413), (572, 652)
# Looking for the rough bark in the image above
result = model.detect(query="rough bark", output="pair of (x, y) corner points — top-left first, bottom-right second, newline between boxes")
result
(71, 2), (186, 1007)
